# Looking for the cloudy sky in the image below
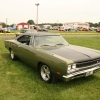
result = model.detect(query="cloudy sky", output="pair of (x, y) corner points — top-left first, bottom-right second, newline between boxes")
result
(0, 0), (100, 24)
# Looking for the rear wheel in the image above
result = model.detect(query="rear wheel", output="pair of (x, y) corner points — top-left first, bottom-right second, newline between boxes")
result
(10, 50), (17, 60)
(39, 64), (57, 83)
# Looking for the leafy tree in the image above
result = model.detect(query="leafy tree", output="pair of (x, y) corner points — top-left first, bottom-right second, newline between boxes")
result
(89, 22), (94, 27)
(94, 23), (98, 27)
(89, 22), (100, 27)
(27, 20), (34, 25)
(7, 25), (10, 27)
(98, 22), (100, 27)
(1, 23), (6, 28)
(40, 23), (63, 27)
(10, 24), (14, 27)
(58, 23), (63, 26)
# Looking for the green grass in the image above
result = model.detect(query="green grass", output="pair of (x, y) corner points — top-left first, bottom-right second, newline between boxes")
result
(0, 37), (100, 100)
(65, 36), (100, 50)
(49, 30), (99, 34)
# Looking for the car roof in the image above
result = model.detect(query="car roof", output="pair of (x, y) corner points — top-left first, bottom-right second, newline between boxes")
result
(15, 32), (60, 40)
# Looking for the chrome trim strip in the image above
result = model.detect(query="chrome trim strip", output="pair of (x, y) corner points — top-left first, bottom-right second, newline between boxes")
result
(63, 66), (100, 78)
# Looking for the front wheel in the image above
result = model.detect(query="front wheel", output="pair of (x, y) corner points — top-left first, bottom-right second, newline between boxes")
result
(39, 64), (57, 83)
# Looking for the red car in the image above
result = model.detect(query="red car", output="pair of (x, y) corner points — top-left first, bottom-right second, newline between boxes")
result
(96, 30), (100, 32)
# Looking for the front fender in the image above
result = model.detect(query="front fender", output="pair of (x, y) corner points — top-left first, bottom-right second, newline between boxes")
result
(35, 50), (73, 78)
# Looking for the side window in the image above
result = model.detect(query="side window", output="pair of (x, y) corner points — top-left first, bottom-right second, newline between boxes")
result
(17, 35), (31, 45)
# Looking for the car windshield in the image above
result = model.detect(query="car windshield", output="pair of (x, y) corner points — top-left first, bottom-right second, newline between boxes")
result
(34, 35), (69, 47)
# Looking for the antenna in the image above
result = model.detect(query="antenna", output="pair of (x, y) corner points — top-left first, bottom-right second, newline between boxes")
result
(6, 18), (7, 28)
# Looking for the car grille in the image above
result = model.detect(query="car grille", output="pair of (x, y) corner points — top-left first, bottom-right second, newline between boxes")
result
(76, 58), (100, 68)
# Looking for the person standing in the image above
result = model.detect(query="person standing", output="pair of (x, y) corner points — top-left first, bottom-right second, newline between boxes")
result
(4, 28), (7, 36)
(7, 28), (10, 33)
(34, 26), (37, 32)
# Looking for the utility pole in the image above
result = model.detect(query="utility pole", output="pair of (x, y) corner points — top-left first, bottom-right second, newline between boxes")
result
(35, 3), (39, 31)
(6, 18), (7, 28)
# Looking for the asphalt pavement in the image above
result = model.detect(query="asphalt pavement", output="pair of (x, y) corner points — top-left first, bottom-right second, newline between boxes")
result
(0, 34), (100, 39)
(0, 35), (16, 39)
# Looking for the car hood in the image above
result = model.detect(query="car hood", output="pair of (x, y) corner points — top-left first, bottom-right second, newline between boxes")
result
(43, 45), (100, 62)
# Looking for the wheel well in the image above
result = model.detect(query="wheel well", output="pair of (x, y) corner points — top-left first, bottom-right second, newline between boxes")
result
(37, 62), (43, 70)
(37, 62), (50, 71)
(9, 48), (12, 51)
(37, 62), (57, 83)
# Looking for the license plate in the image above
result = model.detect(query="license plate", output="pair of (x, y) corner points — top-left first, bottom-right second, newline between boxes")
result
(86, 71), (93, 76)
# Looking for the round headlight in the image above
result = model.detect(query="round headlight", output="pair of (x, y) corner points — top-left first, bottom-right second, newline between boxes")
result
(72, 64), (76, 69)
(68, 65), (72, 70)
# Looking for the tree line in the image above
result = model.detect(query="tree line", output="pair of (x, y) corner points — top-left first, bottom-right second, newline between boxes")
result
(89, 22), (100, 27)
(1, 19), (100, 28)
(27, 20), (63, 26)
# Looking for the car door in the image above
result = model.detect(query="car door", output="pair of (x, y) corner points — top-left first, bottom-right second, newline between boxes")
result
(16, 35), (37, 65)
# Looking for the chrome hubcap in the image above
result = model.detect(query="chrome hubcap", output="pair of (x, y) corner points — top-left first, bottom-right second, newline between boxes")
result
(41, 65), (50, 81)
(11, 51), (14, 59)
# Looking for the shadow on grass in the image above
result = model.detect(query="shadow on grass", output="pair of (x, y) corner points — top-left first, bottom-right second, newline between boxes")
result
(54, 75), (99, 85)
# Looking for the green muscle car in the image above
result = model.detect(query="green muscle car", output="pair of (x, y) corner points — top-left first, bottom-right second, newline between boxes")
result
(4, 32), (100, 83)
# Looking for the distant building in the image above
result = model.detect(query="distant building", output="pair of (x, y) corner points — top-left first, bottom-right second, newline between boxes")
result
(17, 22), (30, 30)
(63, 22), (90, 30)
(0, 23), (2, 29)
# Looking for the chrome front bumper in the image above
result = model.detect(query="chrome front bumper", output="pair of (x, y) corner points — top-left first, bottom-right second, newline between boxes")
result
(63, 66), (100, 79)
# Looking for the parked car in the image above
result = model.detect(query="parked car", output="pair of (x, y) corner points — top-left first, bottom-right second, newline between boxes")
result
(38, 28), (48, 32)
(42, 28), (48, 32)
(0, 28), (4, 32)
(4, 32), (100, 83)
(20, 28), (29, 33)
(0, 28), (10, 33)
(96, 29), (100, 32)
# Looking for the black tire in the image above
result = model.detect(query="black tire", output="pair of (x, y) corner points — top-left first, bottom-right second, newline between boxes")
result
(39, 64), (57, 83)
(10, 50), (17, 60)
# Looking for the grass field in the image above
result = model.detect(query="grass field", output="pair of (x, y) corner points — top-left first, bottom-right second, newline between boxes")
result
(49, 30), (99, 34)
(0, 37), (100, 100)
(0, 30), (99, 35)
